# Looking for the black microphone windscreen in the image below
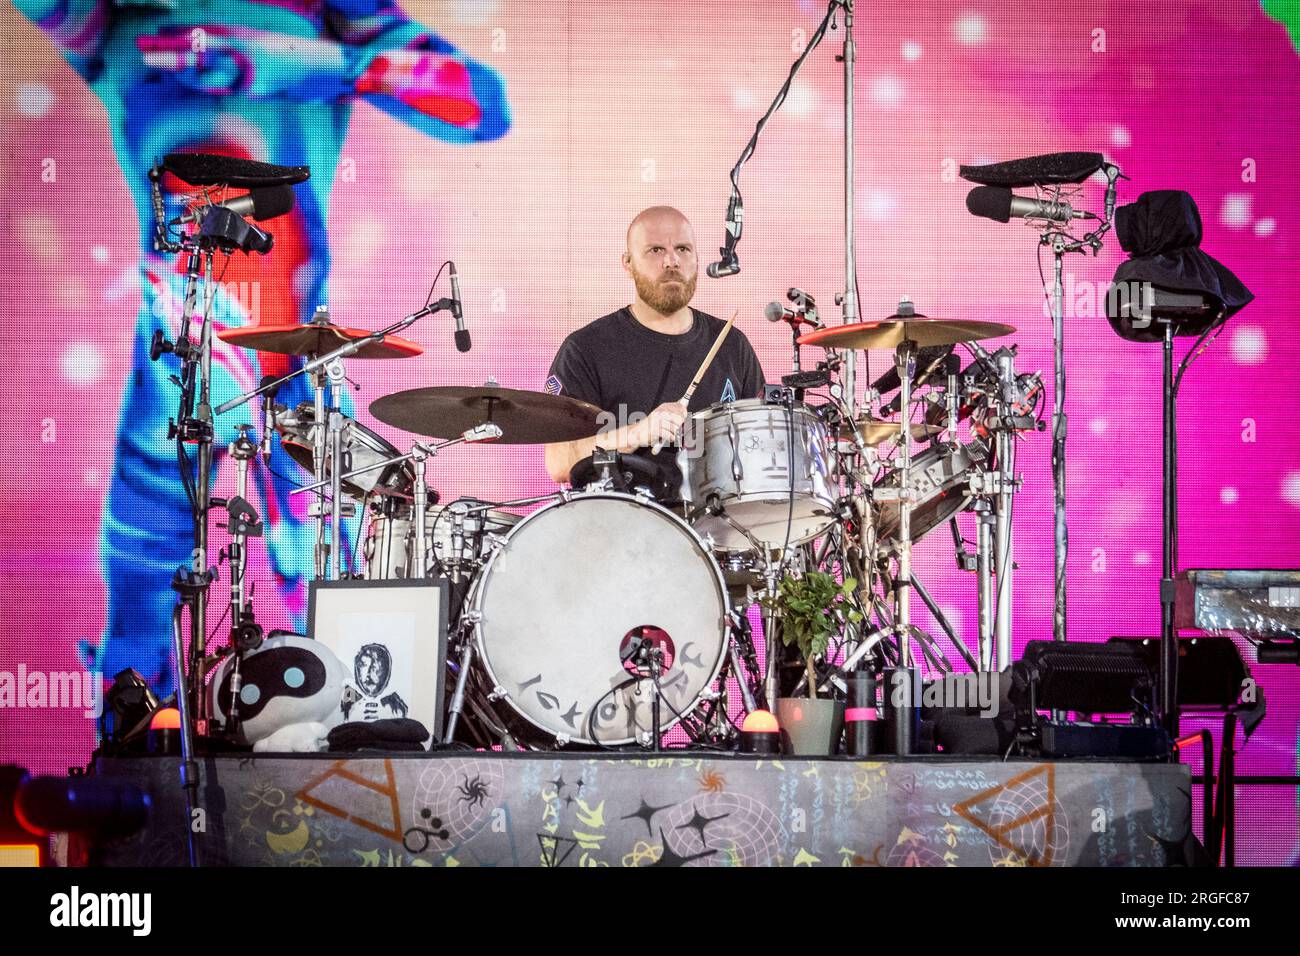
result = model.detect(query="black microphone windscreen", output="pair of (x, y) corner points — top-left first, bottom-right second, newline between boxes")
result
(454, 329), (472, 353)
(249, 185), (296, 222)
(163, 152), (310, 188)
(959, 151), (1105, 188)
(966, 186), (1013, 223)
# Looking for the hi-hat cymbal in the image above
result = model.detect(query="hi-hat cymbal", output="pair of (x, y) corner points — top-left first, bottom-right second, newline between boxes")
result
(799, 318), (1015, 351)
(838, 416), (944, 446)
(218, 322), (423, 359)
(370, 385), (603, 445)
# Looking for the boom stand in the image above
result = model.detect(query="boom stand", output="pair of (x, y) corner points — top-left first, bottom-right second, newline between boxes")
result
(1159, 320), (1180, 738)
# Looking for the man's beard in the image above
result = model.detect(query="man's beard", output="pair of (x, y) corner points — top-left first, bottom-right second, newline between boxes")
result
(631, 264), (697, 316)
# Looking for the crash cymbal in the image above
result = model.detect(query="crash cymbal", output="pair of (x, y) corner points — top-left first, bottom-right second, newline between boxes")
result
(218, 322), (423, 359)
(370, 385), (603, 445)
(838, 416), (945, 446)
(799, 318), (1015, 351)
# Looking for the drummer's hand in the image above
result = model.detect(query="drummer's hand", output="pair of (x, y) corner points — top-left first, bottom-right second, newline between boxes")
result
(634, 401), (688, 449)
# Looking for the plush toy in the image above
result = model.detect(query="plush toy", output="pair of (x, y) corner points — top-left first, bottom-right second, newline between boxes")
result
(209, 636), (350, 751)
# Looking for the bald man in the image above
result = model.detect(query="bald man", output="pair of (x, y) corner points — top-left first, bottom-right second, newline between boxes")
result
(544, 206), (766, 485)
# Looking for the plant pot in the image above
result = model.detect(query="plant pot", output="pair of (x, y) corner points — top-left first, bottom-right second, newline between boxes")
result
(775, 697), (845, 756)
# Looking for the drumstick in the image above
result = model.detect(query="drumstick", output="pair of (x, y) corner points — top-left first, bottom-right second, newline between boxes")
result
(651, 310), (738, 453)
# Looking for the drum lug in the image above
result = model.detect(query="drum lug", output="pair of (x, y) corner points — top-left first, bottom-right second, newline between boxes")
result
(727, 411), (744, 481)
(554, 732), (571, 747)
(461, 609), (483, 625)
(489, 684), (508, 702)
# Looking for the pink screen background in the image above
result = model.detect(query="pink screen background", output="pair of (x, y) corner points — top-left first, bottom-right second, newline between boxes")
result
(1, 1), (1297, 864)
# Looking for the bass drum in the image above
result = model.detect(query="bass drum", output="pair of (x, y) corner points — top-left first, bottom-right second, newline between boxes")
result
(469, 492), (729, 746)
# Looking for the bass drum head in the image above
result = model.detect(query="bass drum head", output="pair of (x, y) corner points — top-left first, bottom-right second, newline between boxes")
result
(473, 493), (728, 746)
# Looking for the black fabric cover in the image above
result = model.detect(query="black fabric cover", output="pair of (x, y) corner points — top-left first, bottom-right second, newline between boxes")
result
(1108, 190), (1253, 341)
(328, 718), (430, 752)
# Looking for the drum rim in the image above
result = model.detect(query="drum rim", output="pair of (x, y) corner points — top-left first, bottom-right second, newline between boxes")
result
(469, 489), (732, 746)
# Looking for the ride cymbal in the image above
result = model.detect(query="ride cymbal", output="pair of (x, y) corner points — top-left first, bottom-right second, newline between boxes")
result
(370, 385), (603, 445)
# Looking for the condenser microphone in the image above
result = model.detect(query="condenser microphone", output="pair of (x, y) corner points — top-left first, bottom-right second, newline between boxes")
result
(174, 185), (295, 225)
(966, 186), (1097, 224)
(448, 262), (471, 353)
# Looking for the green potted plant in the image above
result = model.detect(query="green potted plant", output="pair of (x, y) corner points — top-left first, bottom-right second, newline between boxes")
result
(763, 572), (861, 755)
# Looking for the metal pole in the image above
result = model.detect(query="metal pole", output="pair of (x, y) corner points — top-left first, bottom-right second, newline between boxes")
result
(1050, 238), (1068, 641)
(1160, 322), (1179, 737)
(976, 507), (995, 671)
(841, 1), (859, 416)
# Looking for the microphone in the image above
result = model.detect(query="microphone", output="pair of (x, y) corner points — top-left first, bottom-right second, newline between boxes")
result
(765, 301), (820, 327)
(449, 262), (471, 353)
(173, 184), (296, 225)
(258, 375), (280, 466)
(706, 189), (743, 278)
(966, 186), (1097, 224)
(880, 347), (952, 416)
(787, 287), (819, 324)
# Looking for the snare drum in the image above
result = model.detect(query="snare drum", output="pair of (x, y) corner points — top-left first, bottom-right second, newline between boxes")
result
(467, 491), (729, 746)
(363, 499), (521, 579)
(679, 398), (836, 552)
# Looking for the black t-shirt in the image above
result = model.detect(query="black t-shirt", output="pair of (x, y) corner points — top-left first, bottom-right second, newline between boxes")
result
(546, 307), (766, 456)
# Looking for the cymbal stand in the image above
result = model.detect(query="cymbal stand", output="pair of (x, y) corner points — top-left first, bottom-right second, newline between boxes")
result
(150, 236), (219, 726)
(885, 340), (918, 753)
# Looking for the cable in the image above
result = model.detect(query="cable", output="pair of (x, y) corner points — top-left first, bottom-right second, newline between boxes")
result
(585, 676), (641, 751)
(718, 0), (846, 269)
(424, 260), (452, 310)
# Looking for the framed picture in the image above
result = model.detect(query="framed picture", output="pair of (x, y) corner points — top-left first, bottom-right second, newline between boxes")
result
(307, 578), (449, 743)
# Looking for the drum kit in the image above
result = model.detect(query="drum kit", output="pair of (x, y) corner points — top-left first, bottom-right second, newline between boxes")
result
(192, 291), (1044, 754)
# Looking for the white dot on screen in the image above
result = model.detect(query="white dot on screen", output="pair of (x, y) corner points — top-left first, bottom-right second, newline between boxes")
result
(1220, 193), (1252, 229)
(341, 217), (386, 265)
(901, 41), (923, 62)
(1220, 486), (1238, 505)
(1254, 218), (1276, 238)
(785, 80), (816, 117)
(1230, 325), (1267, 365)
(1133, 551), (1152, 567)
(872, 75), (905, 108)
(91, 245), (110, 265)
(953, 13), (988, 45)
(865, 190), (897, 220)
(1283, 473), (1300, 508)
(83, 469), (101, 486)
(732, 86), (756, 110)
(62, 341), (104, 387)
(1111, 125), (1131, 148)
(1089, 418), (1108, 436)
(17, 82), (55, 118)
(451, 0), (498, 25)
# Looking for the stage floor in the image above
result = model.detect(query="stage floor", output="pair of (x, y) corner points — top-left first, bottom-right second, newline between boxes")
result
(89, 753), (1194, 867)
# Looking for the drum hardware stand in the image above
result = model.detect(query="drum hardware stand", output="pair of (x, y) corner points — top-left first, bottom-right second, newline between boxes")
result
(168, 598), (202, 868)
(213, 427), (265, 740)
(877, 338), (919, 753)
(1037, 165), (1121, 643)
(151, 234), (220, 726)
(217, 304), (431, 580)
(443, 629), (478, 744)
